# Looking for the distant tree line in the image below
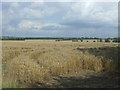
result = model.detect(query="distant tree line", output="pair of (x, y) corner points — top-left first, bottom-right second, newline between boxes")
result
(112, 38), (120, 43)
(1, 37), (25, 40)
(1, 36), (120, 43)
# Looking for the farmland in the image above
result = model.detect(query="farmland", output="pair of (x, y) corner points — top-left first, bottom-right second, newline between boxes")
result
(2, 40), (119, 88)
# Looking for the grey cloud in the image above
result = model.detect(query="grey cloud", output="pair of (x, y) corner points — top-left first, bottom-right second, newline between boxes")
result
(2, 2), (118, 37)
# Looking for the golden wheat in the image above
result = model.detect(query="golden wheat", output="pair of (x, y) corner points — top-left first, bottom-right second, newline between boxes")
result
(2, 40), (119, 87)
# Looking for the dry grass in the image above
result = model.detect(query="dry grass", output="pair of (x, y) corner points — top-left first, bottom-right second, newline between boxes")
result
(2, 40), (119, 88)
(8, 56), (51, 84)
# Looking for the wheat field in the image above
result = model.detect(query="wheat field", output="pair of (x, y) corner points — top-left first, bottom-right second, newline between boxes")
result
(2, 40), (119, 88)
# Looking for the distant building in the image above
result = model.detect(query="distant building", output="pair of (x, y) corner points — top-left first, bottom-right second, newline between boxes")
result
(72, 39), (78, 42)
(79, 39), (114, 43)
(79, 39), (100, 42)
(55, 39), (63, 41)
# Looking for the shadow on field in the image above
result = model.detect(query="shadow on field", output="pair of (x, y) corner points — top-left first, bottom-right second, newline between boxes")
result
(30, 73), (119, 88)
(76, 46), (119, 61)
(27, 46), (120, 88)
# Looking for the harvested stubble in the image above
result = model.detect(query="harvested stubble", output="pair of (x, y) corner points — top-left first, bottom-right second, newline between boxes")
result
(5, 47), (119, 85)
(2, 41), (119, 87)
(2, 50), (21, 64)
(76, 47), (119, 73)
(7, 55), (51, 84)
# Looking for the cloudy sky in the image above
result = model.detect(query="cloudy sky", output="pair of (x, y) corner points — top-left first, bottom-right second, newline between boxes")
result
(2, 2), (118, 38)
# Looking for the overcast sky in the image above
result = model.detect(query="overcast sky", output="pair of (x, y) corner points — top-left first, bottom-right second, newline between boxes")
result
(2, 2), (118, 38)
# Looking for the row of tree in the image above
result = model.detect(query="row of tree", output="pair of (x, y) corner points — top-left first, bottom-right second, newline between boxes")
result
(1, 36), (120, 43)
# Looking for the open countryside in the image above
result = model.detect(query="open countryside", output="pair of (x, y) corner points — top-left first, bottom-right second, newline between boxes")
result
(2, 38), (119, 88)
(1, 1), (119, 88)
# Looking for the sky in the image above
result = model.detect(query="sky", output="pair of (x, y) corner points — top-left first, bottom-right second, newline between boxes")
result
(1, 2), (118, 38)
